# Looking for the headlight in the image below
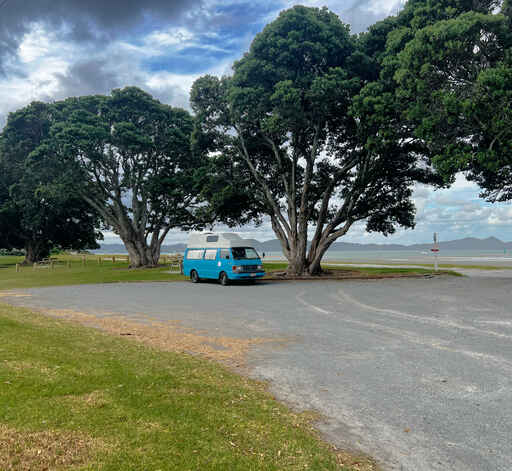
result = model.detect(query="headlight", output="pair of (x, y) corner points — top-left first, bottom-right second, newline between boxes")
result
(232, 266), (242, 272)
(257, 265), (263, 270)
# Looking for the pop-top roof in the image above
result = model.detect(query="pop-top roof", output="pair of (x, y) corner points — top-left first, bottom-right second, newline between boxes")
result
(187, 232), (253, 249)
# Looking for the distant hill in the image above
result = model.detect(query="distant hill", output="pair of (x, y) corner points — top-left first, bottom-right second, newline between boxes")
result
(94, 243), (186, 254)
(329, 236), (512, 251)
(97, 236), (512, 254)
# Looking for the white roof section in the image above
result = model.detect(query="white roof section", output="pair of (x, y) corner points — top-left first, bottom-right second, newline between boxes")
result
(187, 232), (255, 249)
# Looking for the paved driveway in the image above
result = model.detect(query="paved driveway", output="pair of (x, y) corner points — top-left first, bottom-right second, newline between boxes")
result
(3, 275), (512, 471)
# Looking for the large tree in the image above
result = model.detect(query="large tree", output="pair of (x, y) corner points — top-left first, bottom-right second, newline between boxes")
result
(50, 87), (201, 267)
(191, 6), (442, 275)
(394, 0), (512, 201)
(0, 161), (22, 250)
(0, 102), (100, 263)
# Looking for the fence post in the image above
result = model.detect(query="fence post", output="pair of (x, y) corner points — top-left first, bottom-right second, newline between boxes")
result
(67, 260), (71, 269)
(98, 256), (102, 265)
(16, 263), (19, 273)
(33, 262), (37, 271)
(112, 255), (116, 264)
(82, 255), (86, 266)
(50, 260), (54, 271)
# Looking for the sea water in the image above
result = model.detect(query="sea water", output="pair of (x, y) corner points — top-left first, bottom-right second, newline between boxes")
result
(259, 250), (512, 267)
(93, 247), (512, 267)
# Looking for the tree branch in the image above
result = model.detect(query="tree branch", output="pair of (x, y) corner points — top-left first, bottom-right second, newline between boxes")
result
(236, 128), (292, 238)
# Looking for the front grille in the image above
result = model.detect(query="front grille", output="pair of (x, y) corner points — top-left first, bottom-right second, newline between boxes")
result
(241, 265), (260, 272)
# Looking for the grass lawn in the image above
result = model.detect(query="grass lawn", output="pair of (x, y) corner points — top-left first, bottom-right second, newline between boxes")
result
(0, 254), (457, 291)
(0, 255), (183, 290)
(0, 303), (371, 471)
(317, 260), (512, 270)
(263, 261), (457, 277)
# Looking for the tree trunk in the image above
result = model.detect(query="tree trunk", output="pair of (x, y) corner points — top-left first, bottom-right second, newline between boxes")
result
(122, 236), (160, 268)
(286, 252), (308, 276)
(307, 242), (331, 275)
(285, 236), (309, 276)
(307, 228), (348, 275)
(22, 240), (49, 265)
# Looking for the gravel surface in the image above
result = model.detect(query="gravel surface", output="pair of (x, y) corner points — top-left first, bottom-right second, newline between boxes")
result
(3, 275), (512, 471)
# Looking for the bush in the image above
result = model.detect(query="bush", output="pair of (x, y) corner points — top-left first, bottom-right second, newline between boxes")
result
(0, 248), (25, 256)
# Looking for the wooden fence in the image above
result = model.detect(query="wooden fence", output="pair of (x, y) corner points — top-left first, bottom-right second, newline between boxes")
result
(15, 253), (184, 273)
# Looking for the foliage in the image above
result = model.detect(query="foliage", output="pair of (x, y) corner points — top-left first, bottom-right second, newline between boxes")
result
(192, 6), (442, 275)
(0, 102), (100, 263)
(0, 248), (24, 256)
(394, 0), (512, 201)
(48, 87), (202, 267)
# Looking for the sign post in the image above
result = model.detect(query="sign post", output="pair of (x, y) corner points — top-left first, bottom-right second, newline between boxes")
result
(431, 233), (439, 272)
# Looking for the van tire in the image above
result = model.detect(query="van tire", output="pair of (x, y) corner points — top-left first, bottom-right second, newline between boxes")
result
(219, 272), (229, 286)
(190, 270), (200, 283)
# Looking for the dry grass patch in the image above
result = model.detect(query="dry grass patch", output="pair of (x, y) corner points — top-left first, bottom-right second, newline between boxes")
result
(0, 424), (105, 471)
(3, 360), (60, 377)
(63, 390), (112, 410)
(44, 308), (283, 366)
(335, 450), (378, 471)
(0, 291), (32, 298)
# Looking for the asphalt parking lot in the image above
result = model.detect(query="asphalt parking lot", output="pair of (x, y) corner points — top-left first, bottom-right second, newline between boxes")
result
(3, 275), (512, 471)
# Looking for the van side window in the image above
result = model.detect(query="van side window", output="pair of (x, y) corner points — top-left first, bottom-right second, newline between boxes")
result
(220, 249), (230, 259)
(186, 249), (204, 260)
(204, 249), (217, 260)
(206, 235), (219, 243)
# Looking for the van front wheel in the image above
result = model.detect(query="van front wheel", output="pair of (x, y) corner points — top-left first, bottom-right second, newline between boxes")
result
(219, 272), (229, 286)
(190, 270), (200, 283)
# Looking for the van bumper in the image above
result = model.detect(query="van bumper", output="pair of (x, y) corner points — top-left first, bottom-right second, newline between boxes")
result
(230, 271), (265, 280)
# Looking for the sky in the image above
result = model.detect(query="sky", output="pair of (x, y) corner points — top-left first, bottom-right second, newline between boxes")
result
(0, 0), (510, 246)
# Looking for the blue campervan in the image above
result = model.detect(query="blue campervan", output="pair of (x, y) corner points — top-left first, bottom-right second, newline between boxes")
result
(183, 232), (265, 285)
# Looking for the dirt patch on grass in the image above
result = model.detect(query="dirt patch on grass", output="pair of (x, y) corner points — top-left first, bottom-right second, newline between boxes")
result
(0, 424), (105, 471)
(64, 390), (112, 410)
(0, 292), (32, 298)
(266, 269), (427, 281)
(43, 308), (282, 367)
(3, 360), (58, 377)
(335, 450), (378, 470)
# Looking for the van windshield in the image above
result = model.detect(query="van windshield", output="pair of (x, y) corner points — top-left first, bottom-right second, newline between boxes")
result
(231, 247), (260, 260)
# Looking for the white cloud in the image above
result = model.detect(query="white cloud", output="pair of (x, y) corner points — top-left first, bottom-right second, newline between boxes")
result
(17, 24), (52, 63)
(365, 0), (404, 15)
(145, 27), (196, 47)
(451, 173), (480, 191)
(487, 207), (512, 226)
(0, 26), (73, 125)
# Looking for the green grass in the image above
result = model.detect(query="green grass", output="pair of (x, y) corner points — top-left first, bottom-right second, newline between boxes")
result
(329, 266), (461, 276)
(319, 260), (512, 270)
(265, 261), (458, 277)
(0, 255), (458, 291)
(0, 254), (184, 290)
(0, 303), (364, 470)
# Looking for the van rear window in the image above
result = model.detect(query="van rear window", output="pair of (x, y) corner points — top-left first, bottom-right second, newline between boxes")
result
(206, 235), (219, 242)
(186, 249), (204, 260)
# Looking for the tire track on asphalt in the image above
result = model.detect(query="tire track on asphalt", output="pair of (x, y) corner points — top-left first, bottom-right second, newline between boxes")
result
(295, 290), (332, 315)
(296, 287), (512, 373)
(335, 288), (512, 341)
